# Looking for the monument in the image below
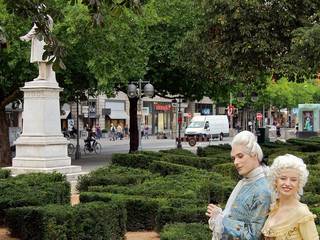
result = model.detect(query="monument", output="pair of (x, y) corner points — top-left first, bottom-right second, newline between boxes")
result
(6, 7), (82, 179)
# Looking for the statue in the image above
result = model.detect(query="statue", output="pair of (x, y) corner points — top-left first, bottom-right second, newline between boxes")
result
(20, 4), (53, 80)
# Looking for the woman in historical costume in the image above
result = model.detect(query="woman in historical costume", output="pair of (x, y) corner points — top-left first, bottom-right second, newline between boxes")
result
(262, 154), (319, 240)
(206, 131), (271, 239)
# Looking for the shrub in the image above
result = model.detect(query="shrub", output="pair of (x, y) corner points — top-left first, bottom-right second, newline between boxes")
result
(77, 165), (154, 191)
(159, 148), (195, 156)
(112, 153), (154, 169)
(310, 207), (320, 225)
(160, 223), (211, 240)
(6, 201), (126, 240)
(197, 144), (231, 157)
(0, 172), (70, 223)
(80, 192), (158, 231)
(149, 160), (196, 176)
(156, 206), (207, 230)
(212, 163), (240, 181)
(160, 154), (230, 170)
(0, 168), (10, 179)
(301, 192), (320, 206)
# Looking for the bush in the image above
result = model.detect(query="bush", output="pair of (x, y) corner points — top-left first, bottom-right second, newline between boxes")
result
(149, 160), (196, 176)
(197, 144), (231, 157)
(159, 148), (195, 156)
(0, 168), (10, 179)
(160, 223), (211, 240)
(156, 206), (207, 230)
(0, 172), (70, 223)
(212, 163), (240, 181)
(160, 154), (230, 170)
(6, 201), (126, 240)
(301, 192), (320, 206)
(112, 153), (154, 169)
(77, 165), (154, 191)
(80, 192), (158, 231)
(310, 207), (320, 225)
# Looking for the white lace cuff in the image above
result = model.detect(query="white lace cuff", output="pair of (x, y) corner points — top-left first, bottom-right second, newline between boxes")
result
(208, 210), (223, 240)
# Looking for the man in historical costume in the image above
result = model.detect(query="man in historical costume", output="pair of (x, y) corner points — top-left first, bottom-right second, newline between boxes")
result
(20, 4), (53, 80)
(206, 130), (271, 239)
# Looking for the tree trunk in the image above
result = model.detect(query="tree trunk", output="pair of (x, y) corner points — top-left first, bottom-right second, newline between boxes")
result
(0, 107), (11, 166)
(129, 97), (138, 153)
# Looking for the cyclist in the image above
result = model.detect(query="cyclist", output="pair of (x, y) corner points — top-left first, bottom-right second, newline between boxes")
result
(84, 126), (96, 151)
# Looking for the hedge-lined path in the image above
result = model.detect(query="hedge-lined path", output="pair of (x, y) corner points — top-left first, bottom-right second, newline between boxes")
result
(125, 231), (160, 240)
(0, 226), (161, 240)
(70, 194), (160, 240)
(0, 194), (161, 240)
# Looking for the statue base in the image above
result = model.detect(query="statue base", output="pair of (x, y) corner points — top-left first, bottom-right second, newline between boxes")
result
(6, 78), (84, 181)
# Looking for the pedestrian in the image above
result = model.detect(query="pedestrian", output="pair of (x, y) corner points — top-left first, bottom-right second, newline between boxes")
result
(276, 122), (281, 137)
(95, 124), (101, 139)
(116, 124), (123, 140)
(206, 130), (271, 239)
(110, 123), (116, 141)
(144, 125), (149, 139)
(124, 124), (129, 138)
(262, 154), (319, 239)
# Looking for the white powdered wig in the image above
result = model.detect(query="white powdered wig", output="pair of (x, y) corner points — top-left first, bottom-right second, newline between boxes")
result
(269, 154), (309, 197)
(231, 130), (263, 162)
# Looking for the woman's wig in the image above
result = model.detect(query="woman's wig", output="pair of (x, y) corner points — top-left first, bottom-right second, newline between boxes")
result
(269, 154), (309, 197)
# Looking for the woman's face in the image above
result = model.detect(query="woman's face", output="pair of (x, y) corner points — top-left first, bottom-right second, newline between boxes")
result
(276, 168), (300, 198)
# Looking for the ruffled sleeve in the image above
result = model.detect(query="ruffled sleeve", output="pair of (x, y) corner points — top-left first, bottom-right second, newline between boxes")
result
(298, 214), (319, 240)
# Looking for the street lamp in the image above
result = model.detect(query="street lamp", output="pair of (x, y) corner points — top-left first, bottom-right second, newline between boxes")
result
(127, 79), (154, 151)
(172, 97), (183, 149)
(237, 91), (259, 132)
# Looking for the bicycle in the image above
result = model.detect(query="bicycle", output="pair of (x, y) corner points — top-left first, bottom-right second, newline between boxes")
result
(83, 139), (102, 154)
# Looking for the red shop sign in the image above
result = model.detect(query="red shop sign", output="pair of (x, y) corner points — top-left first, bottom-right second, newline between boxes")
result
(154, 104), (172, 111)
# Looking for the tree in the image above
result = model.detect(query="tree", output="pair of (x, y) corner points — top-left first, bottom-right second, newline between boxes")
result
(0, 0), (143, 163)
(179, 0), (320, 88)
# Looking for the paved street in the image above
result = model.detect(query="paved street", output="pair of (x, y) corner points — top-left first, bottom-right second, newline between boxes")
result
(70, 136), (232, 172)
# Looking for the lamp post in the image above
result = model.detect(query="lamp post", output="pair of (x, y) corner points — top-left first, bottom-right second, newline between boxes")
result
(127, 79), (154, 151)
(172, 97), (183, 149)
(177, 98), (182, 149)
(237, 91), (259, 132)
(75, 96), (81, 160)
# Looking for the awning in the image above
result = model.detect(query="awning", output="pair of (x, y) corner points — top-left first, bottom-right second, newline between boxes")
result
(108, 110), (129, 120)
(60, 110), (71, 119)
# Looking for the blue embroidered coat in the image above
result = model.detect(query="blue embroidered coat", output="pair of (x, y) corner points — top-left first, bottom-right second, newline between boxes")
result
(222, 177), (271, 239)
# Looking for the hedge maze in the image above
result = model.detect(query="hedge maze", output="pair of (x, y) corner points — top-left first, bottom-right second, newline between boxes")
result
(1, 137), (320, 239)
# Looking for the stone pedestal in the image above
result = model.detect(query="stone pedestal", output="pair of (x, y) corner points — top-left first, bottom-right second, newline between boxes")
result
(6, 75), (82, 178)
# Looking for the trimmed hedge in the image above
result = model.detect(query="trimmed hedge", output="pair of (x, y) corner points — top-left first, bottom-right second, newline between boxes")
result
(80, 192), (158, 231)
(156, 206), (207, 230)
(0, 168), (10, 179)
(6, 201), (126, 240)
(160, 154), (230, 170)
(159, 148), (195, 156)
(160, 223), (211, 240)
(77, 165), (154, 191)
(0, 172), (70, 223)
(301, 192), (320, 206)
(112, 153), (154, 169)
(149, 160), (196, 176)
(212, 162), (241, 181)
(197, 144), (231, 157)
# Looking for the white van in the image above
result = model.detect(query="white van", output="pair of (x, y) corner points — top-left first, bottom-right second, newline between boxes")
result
(185, 115), (229, 140)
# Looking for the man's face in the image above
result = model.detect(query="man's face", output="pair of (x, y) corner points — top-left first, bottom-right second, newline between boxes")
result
(231, 145), (260, 177)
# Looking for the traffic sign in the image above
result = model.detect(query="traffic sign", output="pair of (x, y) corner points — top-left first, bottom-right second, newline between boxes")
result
(256, 112), (263, 120)
(227, 104), (234, 116)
